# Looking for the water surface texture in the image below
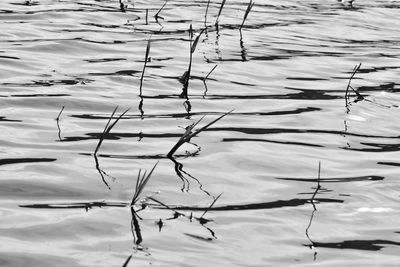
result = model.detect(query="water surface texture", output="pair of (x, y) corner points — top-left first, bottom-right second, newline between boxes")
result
(1, 0), (400, 266)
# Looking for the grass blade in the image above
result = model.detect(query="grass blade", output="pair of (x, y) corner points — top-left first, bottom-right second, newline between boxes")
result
(204, 0), (211, 24)
(56, 106), (65, 141)
(154, 0), (167, 20)
(94, 106), (118, 155)
(191, 28), (205, 54)
(131, 162), (158, 205)
(94, 107), (130, 189)
(122, 255), (132, 267)
(240, 0), (255, 30)
(203, 65), (218, 80)
(345, 63), (361, 105)
(215, 0), (226, 25)
(139, 39), (151, 96)
(200, 193), (223, 219)
(167, 110), (232, 158)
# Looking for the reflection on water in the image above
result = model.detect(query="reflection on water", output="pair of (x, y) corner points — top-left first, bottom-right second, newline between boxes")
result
(1, 0), (400, 266)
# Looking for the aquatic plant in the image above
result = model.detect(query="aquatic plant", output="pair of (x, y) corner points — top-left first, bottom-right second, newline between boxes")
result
(240, 0), (255, 31)
(131, 162), (158, 206)
(167, 110), (232, 158)
(94, 106), (130, 189)
(198, 193), (223, 224)
(305, 161), (322, 258)
(130, 163), (158, 246)
(122, 255), (132, 267)
(155, 0), (168, 21)
(203, 65), (218, 81)
(204, 0), (211, 24)
(202, 65), (218, 97)
(55, 106), (64, 141)
(139, 39), (151, 96)
(180, 25), (205, 99)
(215, 0), (226, 25)
(139, 39), (151, 117)
(345, 63), (363, 108)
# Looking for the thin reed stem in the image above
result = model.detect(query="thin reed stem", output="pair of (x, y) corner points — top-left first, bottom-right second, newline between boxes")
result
(56, 106), (64, 141)
(240, 0), (255, 30)
(122, 255), (132, 267)
(345, 63), (362, 106)
(139, 39), (151, 96)
(203, 65), (218, 80)
(180, 26), (205, 99)
(215, 0), (226, 25)
(204, 0), (211, 24)
(93, 107), (130, 189)
(200, 193), (223, 219)
(154, 0), (167, 20)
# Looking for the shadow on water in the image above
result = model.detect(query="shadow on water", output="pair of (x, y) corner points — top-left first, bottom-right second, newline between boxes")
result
(0, 116), (22, 122)
(309, 240), (400, 251)
(150, 197), (343, 212)
(70, 107), (319, 120)
(168, 157), (211, 196)
(0, 158), (56, 166)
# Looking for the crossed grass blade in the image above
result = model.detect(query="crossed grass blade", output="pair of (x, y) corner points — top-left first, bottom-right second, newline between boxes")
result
(154, 0), (167, 20)
(191, 28), (205, 54)
(240, 0), (255, 30)
(94, 106), (130, 156)
(345, 63), (362, 105)
(94, 107), (130, 189)
(167, 110), (233, 158)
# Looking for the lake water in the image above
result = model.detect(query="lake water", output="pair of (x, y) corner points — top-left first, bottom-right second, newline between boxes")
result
(1, 0), (400, 266)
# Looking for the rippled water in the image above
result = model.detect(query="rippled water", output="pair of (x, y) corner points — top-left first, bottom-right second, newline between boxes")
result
(1, 0), (400, 266)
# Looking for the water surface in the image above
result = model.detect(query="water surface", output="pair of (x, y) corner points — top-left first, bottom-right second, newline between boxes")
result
(1, 0), (400, 266)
